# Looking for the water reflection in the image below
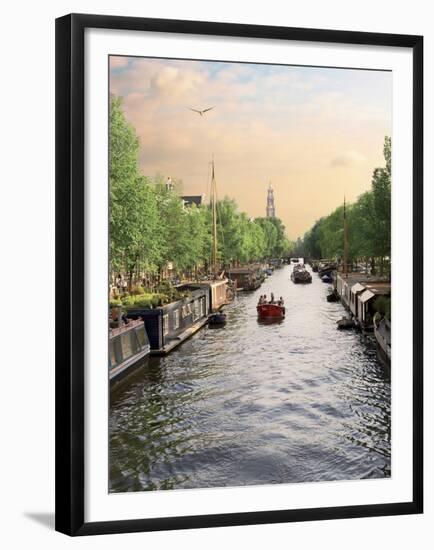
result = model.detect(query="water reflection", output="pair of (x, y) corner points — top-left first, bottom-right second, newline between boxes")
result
(110, 265), (390, 492)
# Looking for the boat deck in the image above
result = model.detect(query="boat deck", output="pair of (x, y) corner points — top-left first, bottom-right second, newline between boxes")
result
(150, 317), (208, 356)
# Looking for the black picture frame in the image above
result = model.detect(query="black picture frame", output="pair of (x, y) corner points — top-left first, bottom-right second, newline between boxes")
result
(55, 13), (423, 536)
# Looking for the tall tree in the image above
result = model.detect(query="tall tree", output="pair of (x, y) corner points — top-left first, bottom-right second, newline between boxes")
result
(109, 96), (161, 283)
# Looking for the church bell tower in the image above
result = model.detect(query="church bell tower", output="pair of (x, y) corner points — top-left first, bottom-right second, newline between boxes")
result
(266, 183), (276, 218)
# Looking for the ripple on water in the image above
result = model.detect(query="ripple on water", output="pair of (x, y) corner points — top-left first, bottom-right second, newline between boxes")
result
(110, 265), (391, 492)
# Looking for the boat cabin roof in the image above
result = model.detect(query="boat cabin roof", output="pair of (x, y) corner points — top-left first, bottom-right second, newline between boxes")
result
(227, 267), (254, 274)
(351, 282), (366, 293)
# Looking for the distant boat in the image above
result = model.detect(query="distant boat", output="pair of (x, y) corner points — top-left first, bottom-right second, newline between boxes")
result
(291, 265), (312, 284)
(257, 303), (285, 320)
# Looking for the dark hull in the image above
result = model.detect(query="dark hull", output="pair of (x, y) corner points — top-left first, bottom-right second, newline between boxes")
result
(208, 313), (227, 326)
(109, 320), (151, 385)
(291, 276), (312, 284)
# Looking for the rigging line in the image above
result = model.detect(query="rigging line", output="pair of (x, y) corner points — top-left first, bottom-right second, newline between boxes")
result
(205, 159), (211, 204)
(214, 181), (227, 263)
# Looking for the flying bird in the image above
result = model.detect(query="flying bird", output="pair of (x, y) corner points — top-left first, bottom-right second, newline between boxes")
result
(189, 107), (214, 117)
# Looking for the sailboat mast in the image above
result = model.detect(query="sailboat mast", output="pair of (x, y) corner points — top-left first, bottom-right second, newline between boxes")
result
(211, 157), (218, 275)
(343, 196), (349, 278)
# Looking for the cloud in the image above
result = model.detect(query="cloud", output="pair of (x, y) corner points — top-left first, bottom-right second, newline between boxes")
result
(110, 56), (129, 69)
(330, 150), (366, 167)
(110, 58), (391, 238)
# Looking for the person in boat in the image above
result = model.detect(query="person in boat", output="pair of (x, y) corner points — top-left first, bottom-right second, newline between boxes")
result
(270, 292), (275, 303)
(278, 296), (284, 306)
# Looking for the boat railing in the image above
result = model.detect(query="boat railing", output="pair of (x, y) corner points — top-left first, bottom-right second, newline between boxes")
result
(109, 318), (143, 338)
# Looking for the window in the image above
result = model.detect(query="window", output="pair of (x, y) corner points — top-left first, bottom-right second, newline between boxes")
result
(173, 309), (180, 330)
(136, 325), (146, 347)
(120, 332), (134, 359)
(163, 314), (169, 335)
(109, 341), (117, 369)
(193, 300), (200, 321)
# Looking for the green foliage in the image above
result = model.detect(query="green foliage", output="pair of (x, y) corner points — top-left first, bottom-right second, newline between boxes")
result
(121, 295), (136, 307)
(121, 292), (169, 309)
(373, 296), (391, 320)
(130, 285), (145, 295)
(109, 95), (292, 278)
(109, 298), (122, 307)
(109, 96), (162, 277)
(301, 136), (391, 273)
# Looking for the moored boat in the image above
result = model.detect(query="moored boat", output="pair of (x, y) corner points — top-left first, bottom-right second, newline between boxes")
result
(227, 266), (263, 291)
(208, 312), (227, 326)
(109, 319), (150, 384)
(257, 303), (285, 320)
(126, 286), (208, 355)
(326, 290), (339, 302)
(374, 314), (391, 366)
(337, 317), (356, 330)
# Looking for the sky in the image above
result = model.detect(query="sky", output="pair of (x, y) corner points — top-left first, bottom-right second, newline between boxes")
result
(110, 56), (392, 240)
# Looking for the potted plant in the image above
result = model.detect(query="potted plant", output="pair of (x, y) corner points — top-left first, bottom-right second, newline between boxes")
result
(109, 298), (122, 324)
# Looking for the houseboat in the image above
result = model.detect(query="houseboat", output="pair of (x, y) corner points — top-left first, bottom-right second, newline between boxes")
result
(336, 273), (387, 310)
(125, 285), (208, 355)
(355, 283), (391, 331)
(374, 314), (391, 367)
(187, 278), (230, 312)
(109, 319), (150, 385)
(227, 266), (263, 291)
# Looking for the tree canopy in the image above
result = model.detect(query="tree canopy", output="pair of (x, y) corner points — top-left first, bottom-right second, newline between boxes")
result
(299, 136), (391, 274)
(109, 95), (293, 285)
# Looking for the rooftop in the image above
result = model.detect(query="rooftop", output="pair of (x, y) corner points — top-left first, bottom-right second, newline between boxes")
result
(181, 195), (203, 207)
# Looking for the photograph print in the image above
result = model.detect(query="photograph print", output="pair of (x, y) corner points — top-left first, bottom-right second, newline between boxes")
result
(108, 55), (392, 493)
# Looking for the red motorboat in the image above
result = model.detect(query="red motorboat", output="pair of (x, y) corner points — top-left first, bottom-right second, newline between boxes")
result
(256, 303), (285, 320)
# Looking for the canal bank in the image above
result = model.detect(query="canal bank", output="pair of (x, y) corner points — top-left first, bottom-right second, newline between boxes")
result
(110, 264), (391, 493)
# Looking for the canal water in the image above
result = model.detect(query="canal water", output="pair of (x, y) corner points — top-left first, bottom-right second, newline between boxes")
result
(109, 264), (391, 492)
